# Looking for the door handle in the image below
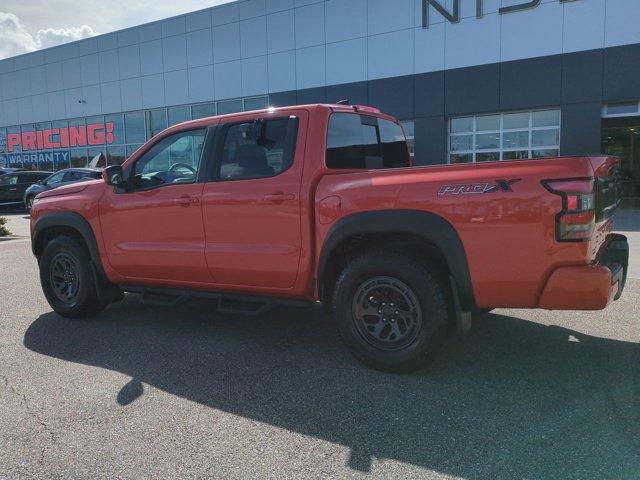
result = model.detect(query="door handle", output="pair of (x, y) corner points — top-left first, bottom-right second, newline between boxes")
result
(263, 192), (295, 204)
(174, 195), (199, 207)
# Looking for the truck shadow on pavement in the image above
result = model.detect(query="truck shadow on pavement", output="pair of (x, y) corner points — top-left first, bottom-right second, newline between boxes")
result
(23, 297), (640, 479)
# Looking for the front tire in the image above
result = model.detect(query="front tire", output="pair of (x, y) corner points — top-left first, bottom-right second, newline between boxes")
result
(39, 236), (106, 318)
(332, 252), (449, 373)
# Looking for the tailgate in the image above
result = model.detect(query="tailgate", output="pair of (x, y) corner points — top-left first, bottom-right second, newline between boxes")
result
(589, 156), (622, 224)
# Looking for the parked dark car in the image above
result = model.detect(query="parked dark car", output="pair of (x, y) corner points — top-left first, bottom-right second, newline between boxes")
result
(24, 168), (103, 211)
(0, 167), (23, 176)
(0, 171), (51, 210)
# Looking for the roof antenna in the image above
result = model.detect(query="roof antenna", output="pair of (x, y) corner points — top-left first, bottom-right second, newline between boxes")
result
(336, 99), (350, 105)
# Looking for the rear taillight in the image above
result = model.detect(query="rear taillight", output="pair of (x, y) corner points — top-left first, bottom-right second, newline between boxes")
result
(543, 178), (596, 242)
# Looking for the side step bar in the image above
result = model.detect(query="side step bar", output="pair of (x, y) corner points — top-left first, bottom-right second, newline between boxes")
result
(124, 285), (312, 316)
(141, 291), (191, 308)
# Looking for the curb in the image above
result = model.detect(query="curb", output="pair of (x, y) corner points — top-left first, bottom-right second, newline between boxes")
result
(0, 235), (28, 243)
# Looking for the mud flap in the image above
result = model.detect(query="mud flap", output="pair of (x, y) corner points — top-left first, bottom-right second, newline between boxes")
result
(450, 276), (473, 337)
(92, 263), (124, 305)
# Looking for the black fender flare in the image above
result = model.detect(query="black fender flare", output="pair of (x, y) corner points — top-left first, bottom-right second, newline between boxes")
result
(317, 210), (476, 311)
(32, 212), (106, 278)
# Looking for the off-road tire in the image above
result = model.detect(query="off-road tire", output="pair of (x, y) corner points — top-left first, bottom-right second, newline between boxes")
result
(332, 252), (449, 373)
(39, 235), (107, 318)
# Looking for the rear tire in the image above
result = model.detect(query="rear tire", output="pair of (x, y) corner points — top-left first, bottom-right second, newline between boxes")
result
(332, 252), (449, 373)
(39, 236), (107, 318)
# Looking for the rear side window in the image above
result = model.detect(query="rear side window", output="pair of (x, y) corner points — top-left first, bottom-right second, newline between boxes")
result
(18, 174), (42, 184)
(0, 175), (18, 185)
(326, 113), (410, 169)
(219, 117), (298, 181)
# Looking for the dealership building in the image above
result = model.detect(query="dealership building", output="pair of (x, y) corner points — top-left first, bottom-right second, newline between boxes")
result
(0, 0), (639, 205)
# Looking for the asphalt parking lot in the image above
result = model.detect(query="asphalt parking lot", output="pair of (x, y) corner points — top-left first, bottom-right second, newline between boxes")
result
(1, 213), (639, 479)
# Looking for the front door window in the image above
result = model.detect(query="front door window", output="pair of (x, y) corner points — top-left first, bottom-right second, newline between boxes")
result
(132, 129), (207, 190)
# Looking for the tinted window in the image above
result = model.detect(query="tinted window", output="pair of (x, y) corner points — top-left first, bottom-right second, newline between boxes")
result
(133, 129), (207, 190)
(63, 171), (92, 182)
(0, 175), (18, 185)
(219, 117), (298, 181)
(326, 113), (410, 169)
(46, 171), (66, 185)
(379, 119), (412, 168)
(18, 174), (46, 184)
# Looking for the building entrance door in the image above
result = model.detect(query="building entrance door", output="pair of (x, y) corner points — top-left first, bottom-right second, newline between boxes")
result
(602, 117), (640, 209)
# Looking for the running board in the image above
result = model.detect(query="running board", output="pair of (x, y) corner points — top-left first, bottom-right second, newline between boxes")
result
(140, 291), (190, 308)
(123, 285), (312, 315)
(217, 296), (275, 316)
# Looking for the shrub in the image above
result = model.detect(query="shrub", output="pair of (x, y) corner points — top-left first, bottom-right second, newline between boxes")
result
(0, 217), (10, 237)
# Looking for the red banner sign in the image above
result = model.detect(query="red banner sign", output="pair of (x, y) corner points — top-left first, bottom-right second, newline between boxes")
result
(6, 122), (115, 153)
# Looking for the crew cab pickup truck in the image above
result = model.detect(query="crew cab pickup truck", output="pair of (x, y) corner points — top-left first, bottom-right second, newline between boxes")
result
(30, 104), (629, 372)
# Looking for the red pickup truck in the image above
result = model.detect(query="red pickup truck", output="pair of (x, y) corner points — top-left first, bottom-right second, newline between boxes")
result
(30, 104), (629, 372)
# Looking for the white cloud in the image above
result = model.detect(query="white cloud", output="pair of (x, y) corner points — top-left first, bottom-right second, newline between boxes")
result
(0, 11), (97, 60)
(0, 12), (37, 58)
(35, 25), (98, 50)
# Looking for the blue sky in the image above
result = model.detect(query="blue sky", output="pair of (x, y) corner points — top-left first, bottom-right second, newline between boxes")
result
(0, 0), (232, 60)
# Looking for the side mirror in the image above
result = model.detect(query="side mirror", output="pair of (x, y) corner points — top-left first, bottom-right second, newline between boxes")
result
(103, 165), (124, 186)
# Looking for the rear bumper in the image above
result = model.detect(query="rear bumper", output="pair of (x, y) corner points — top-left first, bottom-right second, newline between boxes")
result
(538, 234), (629, 311)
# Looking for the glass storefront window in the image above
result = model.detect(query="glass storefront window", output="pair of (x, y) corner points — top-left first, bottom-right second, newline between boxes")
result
(168, 106), (192, 126)
(602, 119), (640, 208)
(476, 115), (500, 131)
(85, 116), (104, 130)
(604, 102), (640, 118)
(218, 99), (243, 115)
(87, 147), (106, 167)
(450, 153), (473, 164)
(68, 118), (85, 128)
(51, 120), (68, 152)
(53, 151), (71, 170)
(0, 127), (7, 167)
(450, 117), (473, 133)
(107, 145), (127, 165)
(127, 144), (144, 157)
(105, 114), (125, 145)
(192, 103), (216, 119)
(70, 147), (88, 168)
(5, 127), (22, 167)
(38, 151), (54, 172)
(448, 109), (561, 163)
(146, 108), (168, 139)
(124, 111), (146, 144)
(243, 96), (269, 111)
